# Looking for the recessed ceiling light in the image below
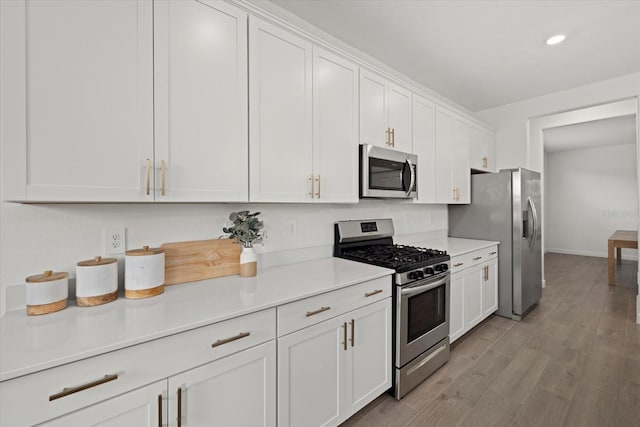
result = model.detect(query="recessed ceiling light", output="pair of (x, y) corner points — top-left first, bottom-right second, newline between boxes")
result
(546, 34), (566, 46)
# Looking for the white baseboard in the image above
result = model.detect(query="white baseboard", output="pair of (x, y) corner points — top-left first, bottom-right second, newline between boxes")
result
(545, 247), (638, 261)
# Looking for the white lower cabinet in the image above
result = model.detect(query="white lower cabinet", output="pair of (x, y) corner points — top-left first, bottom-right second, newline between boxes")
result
(449, 273), (465, 343)
(41, 381), (167, 427)
(0, 309), (276, 427)
(482, 259), (499, 317)
(167, 341), (276, 427)
(449, 246), (499, 343)
(277, 298), (392, 427)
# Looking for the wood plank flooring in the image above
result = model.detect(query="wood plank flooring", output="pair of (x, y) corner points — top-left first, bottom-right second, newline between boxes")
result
(340, 253), (640, 427)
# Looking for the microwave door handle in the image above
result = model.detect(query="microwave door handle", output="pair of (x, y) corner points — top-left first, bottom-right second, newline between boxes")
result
(401, 274), (449, 297)
(404, 158), (415, 196)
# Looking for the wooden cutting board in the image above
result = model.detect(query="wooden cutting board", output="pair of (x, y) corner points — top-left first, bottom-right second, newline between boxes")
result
(161, 238), (241, 286)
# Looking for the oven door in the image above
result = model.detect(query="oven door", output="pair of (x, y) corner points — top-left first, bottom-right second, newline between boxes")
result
(396, 273), (450, 367)
(360, 144), (417, 198)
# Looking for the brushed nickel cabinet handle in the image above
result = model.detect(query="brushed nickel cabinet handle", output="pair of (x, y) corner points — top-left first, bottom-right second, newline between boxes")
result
(145, 159), (151, 196)
(391, 128), (395, 147)
(482, 156), (488, 169)
(211, 331), (250, 348)
(309, 175), (314, 198)
(315, 175), (320, 198)
(177, 387), (182, 427)
(306, 306), (330, 317)
(453, 262), (464, 267)
(473, 256), (482, 261)
(342, 322), (347, 351)
(386, 128), (391, 146)
(49, 374), (118, 401)
(161, 160), (166, 196)
(365, 289), (383, 298)
(158, 394), (162, 427)
(350, 319), (355, 347)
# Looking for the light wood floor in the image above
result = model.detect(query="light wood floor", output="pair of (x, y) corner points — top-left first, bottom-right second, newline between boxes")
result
(341, 253), (640, 427)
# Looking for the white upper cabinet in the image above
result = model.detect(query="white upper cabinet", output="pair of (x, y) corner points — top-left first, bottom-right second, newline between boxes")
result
(249, 19), (357, 203)
(312, 48), (359, 203)
(452, 115), (471, 204)
(412, 94), (436, 203)
(470, 125), (496, 172)
(435, 105), (470, 204)
(359, 69), (412, 152)
(154, 0), (248, 202)
(1, 0), (154, 202)
(249, 18), (313, 202)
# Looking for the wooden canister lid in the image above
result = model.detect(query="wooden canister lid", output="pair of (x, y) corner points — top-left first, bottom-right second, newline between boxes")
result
(125, 246), (164, 256)
(77, 256), (117, 267)
(26, 270), (69, 283)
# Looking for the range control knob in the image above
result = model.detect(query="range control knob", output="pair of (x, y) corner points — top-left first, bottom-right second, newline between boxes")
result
(408, 270), (424, 281)
(424, 267), (435, 276)
(434, 264), (448, 272)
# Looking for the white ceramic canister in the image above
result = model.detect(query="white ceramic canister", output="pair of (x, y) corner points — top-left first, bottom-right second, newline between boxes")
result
(76, 256), (118, 307)
(25, 270), (69, 316)
(125, 246), (165, 299)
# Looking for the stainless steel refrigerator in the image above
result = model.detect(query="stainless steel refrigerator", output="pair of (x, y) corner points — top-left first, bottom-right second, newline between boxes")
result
(449, 168), (542, 320)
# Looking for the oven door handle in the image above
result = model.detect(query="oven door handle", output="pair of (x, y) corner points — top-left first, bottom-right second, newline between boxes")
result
(401, 274), (449, 297)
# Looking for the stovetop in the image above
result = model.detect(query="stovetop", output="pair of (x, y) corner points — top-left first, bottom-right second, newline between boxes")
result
(339, 244), (449, 272)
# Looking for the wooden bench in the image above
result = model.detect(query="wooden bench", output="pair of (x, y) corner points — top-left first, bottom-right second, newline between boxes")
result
(608, 230), (637, 286)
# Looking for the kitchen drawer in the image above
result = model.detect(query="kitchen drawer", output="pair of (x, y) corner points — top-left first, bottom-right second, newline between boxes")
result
(277, 276), (391, 337)
(451, 245), (498, 273)
(0, 308), (275, 426)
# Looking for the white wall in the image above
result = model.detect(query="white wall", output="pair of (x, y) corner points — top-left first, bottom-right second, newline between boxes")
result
(476, 73), (640, 170)
(545, 143), (638, 258)
(0, 200), (446, 316)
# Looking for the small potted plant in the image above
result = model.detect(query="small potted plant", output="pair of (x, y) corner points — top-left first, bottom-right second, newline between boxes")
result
(222, 211), (264, 277)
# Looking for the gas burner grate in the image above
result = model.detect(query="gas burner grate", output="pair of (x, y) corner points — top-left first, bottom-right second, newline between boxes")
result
(341, 244), (447, 270)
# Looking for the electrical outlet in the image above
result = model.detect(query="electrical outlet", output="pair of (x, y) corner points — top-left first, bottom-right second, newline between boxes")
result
(105, 227), (126, 254)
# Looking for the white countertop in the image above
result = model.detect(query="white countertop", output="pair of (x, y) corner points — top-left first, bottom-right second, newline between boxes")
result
(395, 236), (500, 257)
(0, 257), (393, 382)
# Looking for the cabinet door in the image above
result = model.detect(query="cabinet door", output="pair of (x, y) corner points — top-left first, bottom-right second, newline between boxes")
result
(388, 84), (412, 153)
(312, 48), (358, 203)
(412, 95), (436, 203)
(482, 260), (499, 317)
(1, 0), (153, 202)
(359, 69), (389, 148)
(469, 125), (485, 171)
(451, 116), (471, 204)
(484, 129), (496, 172)
(154, 0), (248, 202)
(435, 106), (455, 203)
(463, 267), (483, 330)
(449, 273), (465, 343)
(249, 18), (313, 202)
(168, 341), (276, 427)
(346, 299), (392, 416)
(41, 380), (166, 427)
(278, 316), (346, 427)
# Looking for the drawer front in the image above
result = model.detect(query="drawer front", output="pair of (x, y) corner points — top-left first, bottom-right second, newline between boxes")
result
(0, 308), (275, 426)
(277, 276), (391, 337)
(451, 245), (498, 273)
(450, 254), (468, 274)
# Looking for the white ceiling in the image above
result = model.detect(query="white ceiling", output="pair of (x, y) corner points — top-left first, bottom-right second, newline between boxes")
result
(264, 0), (640, 112)
(543, 114), (637, 153)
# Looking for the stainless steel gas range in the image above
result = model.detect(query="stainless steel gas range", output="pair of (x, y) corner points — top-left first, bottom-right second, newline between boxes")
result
(334, 219), (450, 399)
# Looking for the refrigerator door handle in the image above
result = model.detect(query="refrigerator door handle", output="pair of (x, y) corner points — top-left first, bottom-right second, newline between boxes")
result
(528, 196), (538, 251)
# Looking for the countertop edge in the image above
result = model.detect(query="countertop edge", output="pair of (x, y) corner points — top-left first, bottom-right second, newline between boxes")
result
(1, 258), (393, 382)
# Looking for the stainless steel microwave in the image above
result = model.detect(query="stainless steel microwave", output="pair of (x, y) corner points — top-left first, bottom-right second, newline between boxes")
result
(360, 144), (417, 199)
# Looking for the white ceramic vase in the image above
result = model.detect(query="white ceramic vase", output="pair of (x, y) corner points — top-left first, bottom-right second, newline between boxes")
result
(240, 246), (257, 277)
